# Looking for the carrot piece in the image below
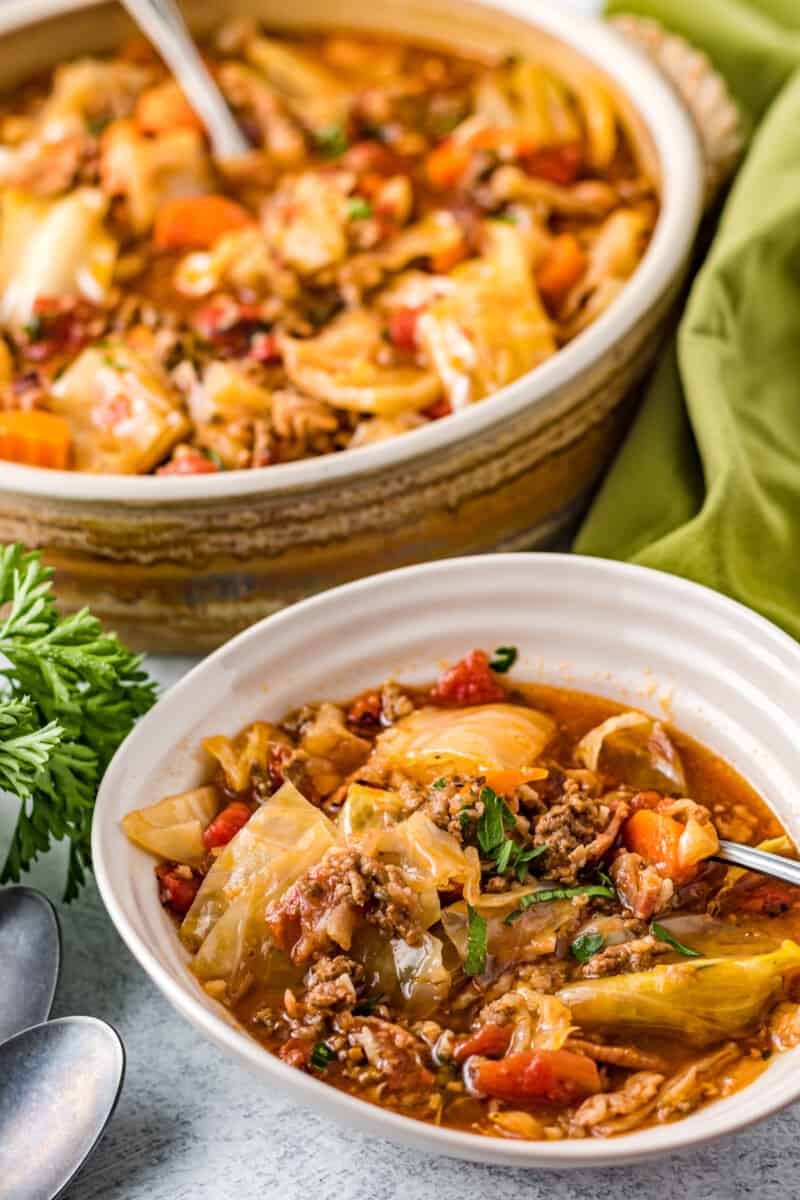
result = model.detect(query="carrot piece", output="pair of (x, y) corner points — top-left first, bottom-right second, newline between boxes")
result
(426, 139), (473, 189)
(0, 410), (71, 470)
(623, 809), (683, 879)
(483, 767), (548, 794)
(135, 80), (204, 135)
(153, 194), (253, 250)
(536, 233), (587, 310)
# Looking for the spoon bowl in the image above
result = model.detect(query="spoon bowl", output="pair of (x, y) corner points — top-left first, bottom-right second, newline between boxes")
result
(0, 1015), (125, 1200)
(0, 886), (60, 1042)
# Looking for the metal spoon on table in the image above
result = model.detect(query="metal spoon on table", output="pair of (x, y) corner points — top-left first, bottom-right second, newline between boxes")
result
(119, 0), (250, 158)
(0, 888), (125, 1200)
(0, 886), (61, 1042)
(0, 1017), (125, 1200)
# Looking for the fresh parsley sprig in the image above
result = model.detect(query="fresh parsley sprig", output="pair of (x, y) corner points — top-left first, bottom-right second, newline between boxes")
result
(0, 545), (157, 899)
(504, 882), (616, 926)
(464, 903), (488, 976)
(650, 922), (701, 957)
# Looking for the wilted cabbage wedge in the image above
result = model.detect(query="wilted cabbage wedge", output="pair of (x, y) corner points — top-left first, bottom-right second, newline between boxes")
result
(181, 780), (337, 950)
(122, 785), (220, 867)
(375, 702), (553, 787)
(189, 828), (334, 993)
(0, 188), (117, 326)
(559, 941), (800, 1046)
(442, 889), (575, 966)
(417, 221), (556, 408)
(338, 783), (404, 838)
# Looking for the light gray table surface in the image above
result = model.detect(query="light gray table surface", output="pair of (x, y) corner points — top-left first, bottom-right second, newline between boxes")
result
(9, 0), (800, 1194)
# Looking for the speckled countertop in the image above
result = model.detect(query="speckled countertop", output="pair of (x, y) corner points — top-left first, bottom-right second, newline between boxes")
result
(11, 0), (800, 1194)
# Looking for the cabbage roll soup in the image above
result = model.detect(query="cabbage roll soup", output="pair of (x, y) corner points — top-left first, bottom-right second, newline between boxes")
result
(123, 648), (800, 1141)
(0, 21), (657, 474)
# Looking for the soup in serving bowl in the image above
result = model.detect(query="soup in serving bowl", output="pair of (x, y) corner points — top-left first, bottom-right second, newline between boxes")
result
(0, 0), (702, 651)
(93, 555), (800, 1166)
(0, 18), (658, 475)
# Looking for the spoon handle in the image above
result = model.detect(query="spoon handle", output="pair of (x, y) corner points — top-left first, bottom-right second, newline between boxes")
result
(120, 0), (250, 158)
(712, 839), (800, 887)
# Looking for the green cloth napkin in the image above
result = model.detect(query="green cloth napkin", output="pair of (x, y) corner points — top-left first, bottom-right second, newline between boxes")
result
(574, 0), (800, 638)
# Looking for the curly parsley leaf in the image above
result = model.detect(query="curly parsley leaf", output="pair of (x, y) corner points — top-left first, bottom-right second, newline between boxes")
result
(0, 545), (157, 899)
(489, 646), (517, 674)
(650, 922), (702, 958)
(464, 903), (488, 976)
(570, 932), (607, 964)
(504, 883), (615, 926)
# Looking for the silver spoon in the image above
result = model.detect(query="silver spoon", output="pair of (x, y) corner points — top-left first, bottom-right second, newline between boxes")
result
(0, 1016), (125, 1200)
(713, 839), (800, 887)
(119, 0), (250, 158)
(0, 885), (61, 1042)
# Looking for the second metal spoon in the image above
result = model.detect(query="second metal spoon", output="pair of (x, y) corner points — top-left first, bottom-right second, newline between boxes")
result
(0, 1016), (125, 1200)
(0, 885), (61, 1042)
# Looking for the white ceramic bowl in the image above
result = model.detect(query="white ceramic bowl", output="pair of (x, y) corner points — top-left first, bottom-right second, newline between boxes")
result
(93, 554), (800, 1166)
(0, 0), (704, 650)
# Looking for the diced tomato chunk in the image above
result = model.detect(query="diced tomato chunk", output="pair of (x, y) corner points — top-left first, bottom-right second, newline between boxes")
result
(726, 878), (800, 915)
(521, 142), (583, 185)
(470, 1049), (601, 1105)
(279, 1037), (315, 1070)
(347, 690), (383, 731)
(388, 306), (424, 351)
(202, 800), (252, 849)
(155, 864), (200, 916)
(423, 396), (452, 421)
(249, 331), (281, 363)
(157, 449), (219, 476)
(454, 1023), (512, 1064)
(430, 649), (506, 707)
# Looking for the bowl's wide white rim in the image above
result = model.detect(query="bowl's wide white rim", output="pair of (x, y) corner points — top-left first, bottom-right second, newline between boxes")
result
(93, 554), (800, 1167)
(0, 0), (702, 504)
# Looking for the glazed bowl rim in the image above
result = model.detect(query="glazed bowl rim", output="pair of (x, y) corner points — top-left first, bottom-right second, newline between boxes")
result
(93, 554), (800, 1166)
(0, 0), (702, 503)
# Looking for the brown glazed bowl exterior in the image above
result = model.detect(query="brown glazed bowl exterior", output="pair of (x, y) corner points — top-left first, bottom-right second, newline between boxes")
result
(0, 0), (703, 651)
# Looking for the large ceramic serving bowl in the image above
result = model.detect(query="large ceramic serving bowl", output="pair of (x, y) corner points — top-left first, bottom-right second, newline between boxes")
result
(0, 0), (703, 652)
(94, 554), (800, 1166)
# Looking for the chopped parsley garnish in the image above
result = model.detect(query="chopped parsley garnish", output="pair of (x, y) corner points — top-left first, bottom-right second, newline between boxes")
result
(504, 883), (615, 925)
(650, 922), (702, 958)
(476, 786), (515, 856)
(346, 196), (373, 221)
(310, 1041), (335, 1071)
(494, 838), (514, 874)
(489, 645), (518, 674)
(512, 843), (547, 882)
(205, 449), (227, 471)
(459, 808), (472, 834)
(315, 122), (348, 158)
(495, 211), (519, 224)
(431, 777), (448, 789)
(570, 932), (607, 963)
(464, 903), (488, 976)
